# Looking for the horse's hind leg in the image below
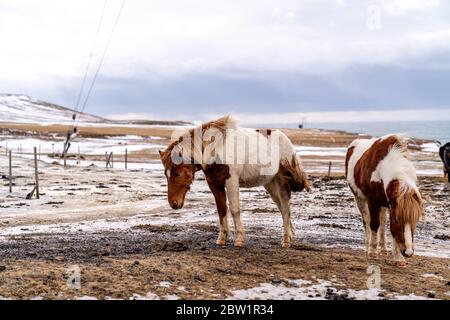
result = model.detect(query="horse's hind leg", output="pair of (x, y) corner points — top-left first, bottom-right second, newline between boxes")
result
(378, 207), (388, 255)
(367, 202), (381, 259)
(355, 196), (371, 255)
(265, 177), (293, 248)
(225, 177), (245, 247)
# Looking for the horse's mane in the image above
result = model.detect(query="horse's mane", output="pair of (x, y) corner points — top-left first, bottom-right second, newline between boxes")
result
(382, 135), (423, 227)
(395, 186), (423, 228)
(160, 115), (237, 167)
(388, 134), (409, 153)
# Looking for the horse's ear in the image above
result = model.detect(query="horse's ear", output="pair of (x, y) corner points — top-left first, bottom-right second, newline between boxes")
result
(158, 150), (163, 157)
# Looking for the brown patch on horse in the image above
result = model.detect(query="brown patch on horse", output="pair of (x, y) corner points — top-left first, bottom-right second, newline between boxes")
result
(159, 116), (236, 209)
(204, 164), (231, 218)
(345, 146), (355, 178)
(353, 136), (406, 232)
(161, 161), (196, 209)
(256, 129), (272, 137)
(354, 136), (404, 199)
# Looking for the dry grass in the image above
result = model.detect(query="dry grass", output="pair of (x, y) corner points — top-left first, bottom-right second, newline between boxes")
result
(1, 122), (366, 147)
(0, 245), (448, 300)
(0, 122), (175, 138)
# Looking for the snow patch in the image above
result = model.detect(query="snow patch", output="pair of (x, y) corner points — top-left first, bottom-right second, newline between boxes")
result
(422, 273), (445, 281)
(159, 281), (172, 288)
(227, 279), (384, 300)
(421, 143), (440, 153)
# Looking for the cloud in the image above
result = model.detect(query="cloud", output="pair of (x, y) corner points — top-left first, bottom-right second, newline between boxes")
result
(106, 112), (163, 121)
(232, 108), (450, 125)
(0, 0), (450, 119)
(2, 0), (450, 79)
(380, 0), (441, 16)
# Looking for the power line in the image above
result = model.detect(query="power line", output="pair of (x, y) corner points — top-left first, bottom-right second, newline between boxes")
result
(64, 0), (126, 157)
(73, 0), (108, 118)
(76, 0), (126, 128)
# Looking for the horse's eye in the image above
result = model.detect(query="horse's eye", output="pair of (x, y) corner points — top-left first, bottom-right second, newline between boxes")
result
(172, 172), (180, 178)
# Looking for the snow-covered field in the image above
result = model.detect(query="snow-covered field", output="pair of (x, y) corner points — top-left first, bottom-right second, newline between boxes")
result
(0, 94), (103, 123)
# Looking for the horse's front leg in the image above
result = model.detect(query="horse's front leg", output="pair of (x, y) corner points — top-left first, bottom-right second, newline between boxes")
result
(208, 182), (229, 246)
(215, 200), (229, 246)
(225, 177), (245, 247)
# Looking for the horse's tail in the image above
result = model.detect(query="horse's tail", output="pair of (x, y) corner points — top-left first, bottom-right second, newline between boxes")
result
(280, 154), (311, 192)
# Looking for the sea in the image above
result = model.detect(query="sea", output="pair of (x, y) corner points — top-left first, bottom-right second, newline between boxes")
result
(252, 120), (450, 144)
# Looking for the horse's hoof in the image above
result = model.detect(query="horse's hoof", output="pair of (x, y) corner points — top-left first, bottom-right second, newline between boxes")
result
(216, 239), (226, 246)
(234, 241), (245, 247)
(281, 242), (291, 248)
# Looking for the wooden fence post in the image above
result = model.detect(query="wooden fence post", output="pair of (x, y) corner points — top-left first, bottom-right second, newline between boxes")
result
(125, 148), (128, 169)
(327, 161), (332, 177)
(34, 147), (40, 199)
(9, 150), (12, 193)
(63, 145), (67, 167)
(106, 152), (114, 168)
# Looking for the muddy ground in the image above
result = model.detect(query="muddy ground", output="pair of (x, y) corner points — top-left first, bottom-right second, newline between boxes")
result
(0, 233), (449, 300)
(0, 153), (449, 299)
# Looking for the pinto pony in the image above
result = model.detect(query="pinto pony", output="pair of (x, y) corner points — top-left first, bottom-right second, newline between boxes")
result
(159, 115), (310, 247)
(345, 134), (423, 264)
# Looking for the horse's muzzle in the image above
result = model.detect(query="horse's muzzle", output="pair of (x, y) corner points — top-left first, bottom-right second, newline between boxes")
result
(170, 200), (182, 209)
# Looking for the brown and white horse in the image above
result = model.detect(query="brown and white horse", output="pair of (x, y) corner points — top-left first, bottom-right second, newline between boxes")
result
(345, 134), (423, 264)
(159, 115), (310, 247)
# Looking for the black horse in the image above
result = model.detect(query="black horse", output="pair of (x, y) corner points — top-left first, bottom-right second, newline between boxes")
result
(439, 142), (450, 183)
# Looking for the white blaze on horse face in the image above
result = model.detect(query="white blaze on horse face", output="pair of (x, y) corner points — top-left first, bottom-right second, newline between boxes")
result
(404, 223), (414, 256)
(166, 169), (171, 178)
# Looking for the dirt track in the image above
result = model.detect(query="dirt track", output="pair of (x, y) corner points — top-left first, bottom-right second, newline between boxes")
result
(0, 225), (449, 300)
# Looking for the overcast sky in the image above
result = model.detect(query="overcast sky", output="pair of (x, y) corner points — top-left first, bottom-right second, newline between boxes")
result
(1, 0), (450, 123)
